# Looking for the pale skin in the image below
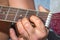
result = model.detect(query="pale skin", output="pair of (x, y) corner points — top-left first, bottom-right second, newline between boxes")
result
(10, 16), (49, 40)
(9, 0), (49, 40)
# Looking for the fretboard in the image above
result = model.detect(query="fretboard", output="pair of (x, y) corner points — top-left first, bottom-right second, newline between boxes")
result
(0, 5), (48, 23)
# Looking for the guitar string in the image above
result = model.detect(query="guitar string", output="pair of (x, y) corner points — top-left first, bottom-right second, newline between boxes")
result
(36, 11), (39, 16)
(25, 10), (29, 17)
(14, 9), (19, 22)
(0, 6), (3, 13)
(5, 8), (10, 20)
(45, 12), (53, 28)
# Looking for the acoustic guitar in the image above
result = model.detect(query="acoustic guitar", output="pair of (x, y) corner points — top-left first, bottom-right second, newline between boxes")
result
(0, 5), (60, 39)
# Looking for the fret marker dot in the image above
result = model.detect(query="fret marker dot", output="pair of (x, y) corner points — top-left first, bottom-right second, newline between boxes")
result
(20, 14), (22, 17)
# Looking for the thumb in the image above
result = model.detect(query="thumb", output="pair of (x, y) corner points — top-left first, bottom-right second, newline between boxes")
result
(38, 5), (49, 12)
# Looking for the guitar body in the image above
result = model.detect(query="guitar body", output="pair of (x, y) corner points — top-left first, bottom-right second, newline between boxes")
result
(0, 21), (11, 35)
(0, 0), (10, 40)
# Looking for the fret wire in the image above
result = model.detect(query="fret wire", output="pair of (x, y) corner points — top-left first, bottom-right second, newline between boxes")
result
(25, 10), (29, 17)
(14, 9), (19, 21)
(0, 6), (3, 12)
(5, 8), (10, 20)
(36, 11), (39, 16)
(3, 12), (5, 14)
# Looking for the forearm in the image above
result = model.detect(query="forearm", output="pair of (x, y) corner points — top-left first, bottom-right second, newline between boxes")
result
(9, 0), (35, 10)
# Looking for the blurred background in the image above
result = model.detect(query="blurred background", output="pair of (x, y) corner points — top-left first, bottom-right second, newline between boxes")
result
(34, 0), (50, 10)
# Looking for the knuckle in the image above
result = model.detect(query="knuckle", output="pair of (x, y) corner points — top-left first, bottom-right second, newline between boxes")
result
(35, 18), (40, 23)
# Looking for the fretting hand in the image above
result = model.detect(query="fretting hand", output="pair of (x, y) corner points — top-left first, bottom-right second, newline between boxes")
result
(10, 16), (49, 40)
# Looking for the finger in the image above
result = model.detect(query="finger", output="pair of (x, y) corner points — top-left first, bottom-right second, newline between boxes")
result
(46, 28), (49, 35)
(34, 28), (47, 39)
(30, 16), (46, 32)
(18, 37), (29, 40)
(10, 28), (18, 40)
(18, 38), (24, 40)
(22, 18), (33, 35)
(16, 20), (28, 37)
(38, 6), (49, 12)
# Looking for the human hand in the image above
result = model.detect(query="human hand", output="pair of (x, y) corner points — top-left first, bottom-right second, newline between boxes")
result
(10, 15), (49, 40)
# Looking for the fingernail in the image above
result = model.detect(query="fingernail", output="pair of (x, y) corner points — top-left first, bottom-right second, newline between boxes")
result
(10, 28), (13, 33)
(18, 19), (21, 22)
(22, 18), (29, 26)
(30, 15), (35, 19)
(24, 22), (29, 27)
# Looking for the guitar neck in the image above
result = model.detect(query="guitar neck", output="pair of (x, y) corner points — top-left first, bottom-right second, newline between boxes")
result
(0, 5), (48, 23)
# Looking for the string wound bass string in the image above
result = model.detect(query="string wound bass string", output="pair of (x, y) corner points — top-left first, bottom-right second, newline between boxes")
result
(45, 12), (53, 28)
